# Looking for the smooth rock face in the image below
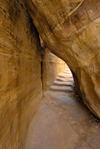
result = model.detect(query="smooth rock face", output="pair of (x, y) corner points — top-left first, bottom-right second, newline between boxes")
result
(42, 48), (66, 91)
(0, 1), (42, 148)
(25, 0), (100, 118)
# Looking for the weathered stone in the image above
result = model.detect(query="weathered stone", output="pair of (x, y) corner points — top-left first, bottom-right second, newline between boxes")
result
(25, 69), (100, 149)
(0, 1), (42, 148)
(25, 0), (100, 118)
(42, 48), (66, 91)
(1, 0), (100, 148)
(50, 85), (73, 92)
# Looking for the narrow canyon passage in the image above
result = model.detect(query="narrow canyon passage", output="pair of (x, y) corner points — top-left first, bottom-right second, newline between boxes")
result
(25, 0), (100, 118)
(1, 1), (100, 148)
(25, 67), (100, 149)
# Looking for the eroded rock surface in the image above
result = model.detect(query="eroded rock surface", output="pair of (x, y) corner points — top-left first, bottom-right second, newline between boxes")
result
(42, 48), (66, 91)
(25, 0), (100, 118)
(0, 1), (42, 148)
(25, 68), (100, 149)
(1, 0), (100, 148)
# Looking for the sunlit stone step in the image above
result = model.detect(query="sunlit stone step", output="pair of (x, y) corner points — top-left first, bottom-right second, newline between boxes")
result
(54, 81), (73, 86)
(63, 71), (72, 75)
(58, 73), (72, 78)
(50, 85), (73, 92)
(56, 77), (73, 82)
(64, 69), (70, 71)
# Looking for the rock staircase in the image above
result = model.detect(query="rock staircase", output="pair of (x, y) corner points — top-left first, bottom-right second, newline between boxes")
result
(50, 67), (74, 92)
(25, 66), (100, 149)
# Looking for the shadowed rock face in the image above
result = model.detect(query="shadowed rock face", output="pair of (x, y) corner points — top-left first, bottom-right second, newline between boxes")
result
(42, 48), (66, 91)
(25, 0), (100, 118)
(0, 0), (42, 148)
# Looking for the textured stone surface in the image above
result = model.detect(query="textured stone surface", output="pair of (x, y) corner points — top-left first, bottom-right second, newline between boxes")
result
(54, 81), (73, 86)
(25, 0), (100, 118)
(0, 1), (42, 148)
(25, 70), (100, 149)
(1, 0), (100, 148)
(42, 48), (66, 91)
(50, 85), (73, 92)
(50, 67), (73, 92)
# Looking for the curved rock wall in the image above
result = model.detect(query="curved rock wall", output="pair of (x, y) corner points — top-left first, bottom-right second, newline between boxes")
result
(1, 0), (100, 148)
(25, 0), (100, 118)
(0, 0), (42, 148)
(42, 48), (66, 91)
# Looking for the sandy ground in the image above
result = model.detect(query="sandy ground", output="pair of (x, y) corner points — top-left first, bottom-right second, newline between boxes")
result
(25, 68), (100, 149)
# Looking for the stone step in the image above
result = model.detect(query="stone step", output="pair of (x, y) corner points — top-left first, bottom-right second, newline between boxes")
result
(64, 68), (69, 70)
(58, 73), (72, 78)
(64, 69), (71, 72)
(63, 71), (72, 75)
(56, 77), (73, 82)
(64, 71), (71, 74)
(50, 85), (73, 92)
(64, 69), (70, 71)
(54, 81), (73, 86)
(63, 71), (71, 74)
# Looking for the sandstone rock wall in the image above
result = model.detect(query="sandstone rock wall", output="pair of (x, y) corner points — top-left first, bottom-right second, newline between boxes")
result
(25, 0), (100, 118)
(42, 48), (66, 91)
(0, 1), (42, 148)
